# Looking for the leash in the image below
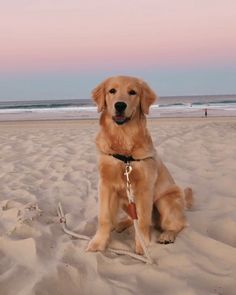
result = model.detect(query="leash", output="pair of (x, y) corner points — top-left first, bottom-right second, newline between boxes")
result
(57, 157), (153, 264)
(57, 202), (153, 264)
(124, 162), (153, 264)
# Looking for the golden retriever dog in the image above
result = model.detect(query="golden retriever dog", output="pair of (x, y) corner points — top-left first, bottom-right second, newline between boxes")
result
(86, 76), (193, 254)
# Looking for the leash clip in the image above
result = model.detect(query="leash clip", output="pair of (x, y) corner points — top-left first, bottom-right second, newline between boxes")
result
(124, 162), (132, 184)
(124, 162), (135, 203)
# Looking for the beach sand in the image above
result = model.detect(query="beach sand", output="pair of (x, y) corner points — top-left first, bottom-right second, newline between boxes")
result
(0, 117), (236, 295)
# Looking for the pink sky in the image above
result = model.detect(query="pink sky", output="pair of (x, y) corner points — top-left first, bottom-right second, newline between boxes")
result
(1, 0), (236, 73)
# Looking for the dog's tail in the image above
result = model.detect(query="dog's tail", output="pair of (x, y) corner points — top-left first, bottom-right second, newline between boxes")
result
(184, 187), (194, 209)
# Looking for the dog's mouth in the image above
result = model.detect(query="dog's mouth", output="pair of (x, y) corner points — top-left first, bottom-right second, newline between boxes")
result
(112, 114), (130, 125)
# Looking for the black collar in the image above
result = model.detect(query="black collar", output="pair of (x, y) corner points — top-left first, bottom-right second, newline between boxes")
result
(111, 154), (140, 164)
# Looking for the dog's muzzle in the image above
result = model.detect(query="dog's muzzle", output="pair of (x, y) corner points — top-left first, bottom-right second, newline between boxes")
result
(113, 101), (130, 125)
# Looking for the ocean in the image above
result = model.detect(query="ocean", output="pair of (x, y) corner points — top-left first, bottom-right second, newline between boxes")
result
(0, 95), (236, 121)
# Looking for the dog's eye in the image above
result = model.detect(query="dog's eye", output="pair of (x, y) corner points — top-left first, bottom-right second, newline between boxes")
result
(109, 88), (116, 94)
(128, 90), (136, 96)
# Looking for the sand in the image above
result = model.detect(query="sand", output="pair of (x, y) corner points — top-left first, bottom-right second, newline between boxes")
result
(0, 117), (236, 295)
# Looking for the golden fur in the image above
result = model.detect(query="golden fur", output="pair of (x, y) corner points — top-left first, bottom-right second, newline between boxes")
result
(87, 76), (193, 254)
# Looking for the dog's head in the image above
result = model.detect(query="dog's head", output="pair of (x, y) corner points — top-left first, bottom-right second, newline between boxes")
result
(92, 76), (157, 125)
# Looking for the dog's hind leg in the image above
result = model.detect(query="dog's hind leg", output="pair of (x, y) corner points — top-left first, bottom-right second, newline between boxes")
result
(114, 201), (133, 232)
(115, 218), (133, 233)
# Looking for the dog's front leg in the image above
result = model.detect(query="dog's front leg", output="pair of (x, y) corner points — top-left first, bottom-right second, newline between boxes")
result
(134, 189), (153, 255)
(86, 183), (114, 252)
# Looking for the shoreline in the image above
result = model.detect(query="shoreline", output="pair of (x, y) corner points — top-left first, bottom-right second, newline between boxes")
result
(0, 115), (235, 128)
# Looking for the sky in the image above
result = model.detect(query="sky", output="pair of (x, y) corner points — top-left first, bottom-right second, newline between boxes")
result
(0, 0), (236, 101)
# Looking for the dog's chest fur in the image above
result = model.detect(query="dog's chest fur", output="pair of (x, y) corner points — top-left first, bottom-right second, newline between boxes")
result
(96, 121), (153, 158)
(99, 156), (148, 193)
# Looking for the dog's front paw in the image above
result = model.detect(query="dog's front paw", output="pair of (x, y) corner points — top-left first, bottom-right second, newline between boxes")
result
(86, 235), (108, 252)
(135, 241), (145, 255)
(135, 235), (150, 255)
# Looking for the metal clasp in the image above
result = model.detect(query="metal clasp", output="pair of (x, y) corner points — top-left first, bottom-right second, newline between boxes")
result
(124, 162), (135, 203)
(124, 162), (132, 184)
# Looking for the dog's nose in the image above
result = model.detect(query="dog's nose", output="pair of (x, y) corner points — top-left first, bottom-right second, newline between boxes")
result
(115, 102), (127, 113)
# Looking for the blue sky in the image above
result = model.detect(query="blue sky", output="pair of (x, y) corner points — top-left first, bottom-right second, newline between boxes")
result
(0, 0), (236, 101)
(1, 65), (235, 101)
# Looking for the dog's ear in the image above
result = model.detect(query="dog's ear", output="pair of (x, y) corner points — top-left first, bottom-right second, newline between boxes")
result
(140, 80), (157, 114)
(92, 80), (107, 112)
